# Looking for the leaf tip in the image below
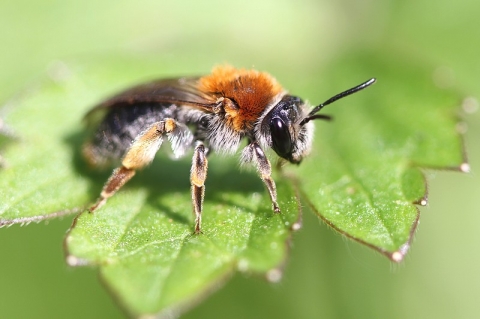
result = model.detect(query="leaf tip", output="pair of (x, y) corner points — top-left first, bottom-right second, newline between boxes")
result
(414, 196), (428, 206)
(459, 162), (470, 173)
(266, 268), (283, 283)
(65, 254), (89, 267)
(389, 243), (410, 263)
(461, 96), (479, 114)
(390, 251), (404, 263)
(291, 221), (302, 231)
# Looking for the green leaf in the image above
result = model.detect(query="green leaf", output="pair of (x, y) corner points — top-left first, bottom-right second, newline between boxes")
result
(65, 179), (298, 316)
(295, 50), (466, 261)
(0, 49), (467, 316)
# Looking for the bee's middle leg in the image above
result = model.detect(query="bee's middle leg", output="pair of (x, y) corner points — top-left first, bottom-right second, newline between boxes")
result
(190, 141), (208, 233)
(242, 142), (280, 213)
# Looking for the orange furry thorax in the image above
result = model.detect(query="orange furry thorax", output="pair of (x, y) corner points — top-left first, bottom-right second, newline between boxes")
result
(198, 66), (284, 131)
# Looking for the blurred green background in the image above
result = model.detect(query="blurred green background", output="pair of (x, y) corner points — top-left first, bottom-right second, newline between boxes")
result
(1, 0), (479, 318)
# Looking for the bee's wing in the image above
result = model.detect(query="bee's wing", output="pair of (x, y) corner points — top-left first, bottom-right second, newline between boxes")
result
(84, 77), (217, 124)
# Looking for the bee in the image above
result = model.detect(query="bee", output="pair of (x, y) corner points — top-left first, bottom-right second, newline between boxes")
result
(83, 65), (375, 233)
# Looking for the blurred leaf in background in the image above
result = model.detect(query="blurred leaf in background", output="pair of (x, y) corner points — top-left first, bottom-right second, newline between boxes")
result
(0, 0), (479, 318)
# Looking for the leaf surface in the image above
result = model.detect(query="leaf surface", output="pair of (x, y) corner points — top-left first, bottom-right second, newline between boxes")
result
(295, 51), (466, 260)
(0, 50), (467, 316)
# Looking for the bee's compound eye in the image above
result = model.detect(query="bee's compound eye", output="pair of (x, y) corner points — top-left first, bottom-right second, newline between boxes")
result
(270, 117), (292, 158)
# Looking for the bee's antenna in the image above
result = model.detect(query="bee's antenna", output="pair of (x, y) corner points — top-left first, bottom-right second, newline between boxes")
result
(300, 78), (376, 126)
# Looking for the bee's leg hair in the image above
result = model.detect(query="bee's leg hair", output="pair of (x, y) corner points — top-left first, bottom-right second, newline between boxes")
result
(89, 118), (177, 212)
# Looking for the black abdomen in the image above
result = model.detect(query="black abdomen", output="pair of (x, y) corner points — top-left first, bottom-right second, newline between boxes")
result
(83, 104), (177, 167)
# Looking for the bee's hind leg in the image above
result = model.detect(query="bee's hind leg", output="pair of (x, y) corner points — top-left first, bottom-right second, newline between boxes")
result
(89, 118), (178, 212)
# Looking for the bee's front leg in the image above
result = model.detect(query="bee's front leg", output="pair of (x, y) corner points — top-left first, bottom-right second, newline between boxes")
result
(241, 142), (280, 213)
(89, 118), (178, 212)
(190, 141), (208, 233)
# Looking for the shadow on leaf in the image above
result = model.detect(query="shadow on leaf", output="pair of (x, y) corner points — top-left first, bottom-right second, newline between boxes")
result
(64, 130), (267, 226)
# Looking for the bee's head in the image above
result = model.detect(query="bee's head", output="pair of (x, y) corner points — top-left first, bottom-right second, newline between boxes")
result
(259, 95), (313, 164)
(258, 78), (376, 164)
